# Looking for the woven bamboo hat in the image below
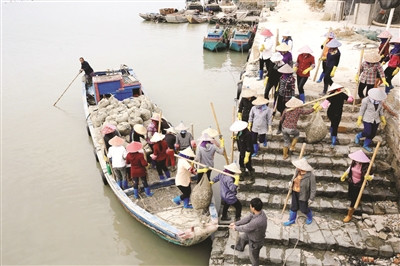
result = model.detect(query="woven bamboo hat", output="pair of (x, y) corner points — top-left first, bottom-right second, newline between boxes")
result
(364, 52), (381, 63)
(276, 43), (291, 52)
(241, 88), (256, 98)
(126, 141), (142, 153)
(150, 112), (161, 121)
(390, 37), (400, 43)
(224, 162), (242, 174)
(175, 122), (189, 131)
(368, 88), (387, 101)
(323, 31), (336, 38)
(150, 132), (165, 143)
(165, 127), (176, 134)
(261, 29), (273, 37)
(109, 136), (125, 146)
(270, 52), (283, 62)
(285, 97), (303, 108)
(292, 158), (313, 171)
(197, 132), (214, 142)
(298, 45), (313, 54)
(202, 127), (219, 138)
(327, 83), (344, 93)
(101, 124), (116, 134)
(348, 150), (370, 163)
(252, 95), (269, 106)
(326, 39), (342, 48)
(179, 147), (196, 158)
(229, 120), (248, 132)
(278, 64), (294, 74)
(282, 29), (291, 36)
(377, 30), (392, 38)
(133, 124), (147, 135)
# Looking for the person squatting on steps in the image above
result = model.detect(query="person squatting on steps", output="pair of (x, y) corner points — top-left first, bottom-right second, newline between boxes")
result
(382, 37), (400, 94)
(316, 31), (336, 83)
(355, 88), (387, 153)
(229, 197), (267, 266)
(279, 98), (321, 160)
(126, 141), (154, 198)
(356, 52), (388, 99)
(210, 163), (242, 222)
(238, 88), (257, 122)
(340, 150), (373, 223)
(320, 39), (341, 95)
(230, 120), (255, 182)
(258, 29), (274, 81)
(276, 64), (296, 117)
(195, 132), (224, 183)
(172, 147), (197, 209)
(264, 52), (284, 100)
(294, 45), (315, 103)
(150, 132), (171, 181)
(107, 136), (128, 189)
(283, 158), (316, 226)
(320, 83), (354, 148)
(248, 96), (273, 157)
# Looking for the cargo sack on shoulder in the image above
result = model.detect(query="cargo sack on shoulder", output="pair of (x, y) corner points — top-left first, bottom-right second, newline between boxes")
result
(191, 174), (213, 210)
(304, 112), (327, 143)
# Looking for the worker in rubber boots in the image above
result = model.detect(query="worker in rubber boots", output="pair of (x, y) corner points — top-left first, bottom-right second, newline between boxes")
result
(276, 64), (296, 119)
(230, 120), (255, 183)
(340, 150), (373, 223)
(294, 45), (315, 103)
(382, 37), (400, 94)
(374, 30), (392, 88)
(264, 52), (284, 101)
(237, 88), (257, 122)
(320, 39), (341, 95)
(258, 29), (274, 80)
(316, 31), (335, 83)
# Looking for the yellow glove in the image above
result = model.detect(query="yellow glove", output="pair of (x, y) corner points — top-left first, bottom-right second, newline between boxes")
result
(219, 138), (225, 148)
(260, 44), (265, 52)
(393, 67), (400, 76)
(381, 61), (386, 66)
(244, 152), (251, 164)
(263, 76), (269, 87)
(231, 135), (237, 140)
(268, 125), (272, 134)
(365, 174), (373, 181)
(197, 168), (209, 173)
(312, 102), (320, 111)
(234, 175), (240, 186)
(330, 66), (337, 77)
(355, 74), (359, 83)
(302, 67), (312, 75)
(293, 66), (298, 73)
(381, 77), (389, 87)
(380, 116), (386, 126)
(320, 56), (326, 61)
(237, 112), (242, 121)
(209, 181), (214, 185)
(340, 172), (348, 182)
(357, 116), (363, 127)
(248, 122), (252, 131)
(104, 155), (109, 162)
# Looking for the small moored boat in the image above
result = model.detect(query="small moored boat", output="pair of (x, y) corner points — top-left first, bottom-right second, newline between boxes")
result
(203, 26), (231, 51)
(229, 24), (254, 52)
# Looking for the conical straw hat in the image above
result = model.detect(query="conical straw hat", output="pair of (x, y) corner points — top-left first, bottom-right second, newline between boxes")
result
(230, 120), (248, 132)
(261, 29), (273, 37)
(368, 88), (387, 101)
(224, 162), (242, 174)
(165, 127), (176, 134)
(348, 150), (370, 163)
(292, 158), (313, 171)
(282, 29), (291, 36)
(126, 141), (142, 153)
(202, 127), (219, 138)
(150, 112), (161, 121)
(297, 45), (313, 54)
(252, 96), (269, 106)
(108, 136), (125, 146)
(326, 39), (342, 48)
(101, 124), (116, 134)
(133, 124), (147, 135)
(377, 30), (392, 38)
(270, 52), (283, 62)
(323, 31), (336, 38)
(197, 132), (214, 142)
(364, 52), (381, 63)
(327, 83), (344, 93)
(278, 64), (294, 74)
(175, 122), (189, 131)
(276, 43), (290, 52)
(150, 132), (165, 143)
(390, 37), (400, 43)
(241, 89), (256, 98)
(179, 147), (196, 158)
(285, 97), (303, 108)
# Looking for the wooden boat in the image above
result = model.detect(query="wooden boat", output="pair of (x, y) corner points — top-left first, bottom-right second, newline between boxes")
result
(204, 0), (221, 12)
(81, 64), (218, 246)
(229, 24), (254, 52)
(186, 0), (204, 12)
(165, 11), (188, 23)
(203, 26), (230, 51)
(186, 13), (209, 24)
(139, 12), (166, 23)
(219, 0), (237, 13)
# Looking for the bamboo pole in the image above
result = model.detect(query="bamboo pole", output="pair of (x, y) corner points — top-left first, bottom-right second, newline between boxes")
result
(157, 111), (162, 133)
(174, 154), (236, 178)
(352, 48), (365, 112)
(210, 102), (230, 164)
(276, 28), (279, 47)
(353, 142), (380, 210)
(53, 72), (80, 106)
(230, 105), (235, 164)
(378, 37), (391, 55)
(281, 143), (306, 214)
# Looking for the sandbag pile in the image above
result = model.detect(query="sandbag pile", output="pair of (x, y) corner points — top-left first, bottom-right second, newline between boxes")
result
(90, 95), (162, 141)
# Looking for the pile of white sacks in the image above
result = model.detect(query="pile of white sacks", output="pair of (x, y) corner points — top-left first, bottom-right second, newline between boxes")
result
(90, 95), (162, 142)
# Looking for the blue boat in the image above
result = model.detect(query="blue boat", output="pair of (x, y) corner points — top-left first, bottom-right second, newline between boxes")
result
(81, 64), (218, 246)
(229, 24), (254, 52)
(203, 26), (230, 52)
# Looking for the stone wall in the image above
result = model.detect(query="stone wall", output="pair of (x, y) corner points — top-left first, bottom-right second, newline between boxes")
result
(383, 88), (400, 206)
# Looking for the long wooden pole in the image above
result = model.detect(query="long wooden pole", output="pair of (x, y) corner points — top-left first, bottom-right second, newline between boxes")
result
(352, 48), (365, 112)
(210, 102), (230, 164)
(313, 27), (332, 82)
(53, 72), (80, 106)
(230, 105), (235, 164)
(157, 111), (162, 133)
(353, 141), (380, 210)
(378, 37), (391, 55)
(174, 154), (235, 178)
(282, 143), (306, 214)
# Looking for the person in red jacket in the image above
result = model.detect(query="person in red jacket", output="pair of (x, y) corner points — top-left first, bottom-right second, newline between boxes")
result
(150, 132), (171, 181)
(126, 142), (153, 199)
(294, 45), (315, 103)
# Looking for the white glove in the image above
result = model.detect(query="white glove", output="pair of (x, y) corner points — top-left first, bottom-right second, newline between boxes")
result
(308, 199), (313, 205)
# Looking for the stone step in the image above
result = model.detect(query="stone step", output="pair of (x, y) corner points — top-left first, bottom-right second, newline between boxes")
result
(251, 165), (396, 187)
(237, 177), (398, 202)
(297, 110), (358, 123)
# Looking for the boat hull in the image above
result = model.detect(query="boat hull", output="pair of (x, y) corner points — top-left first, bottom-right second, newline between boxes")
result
(229, 41), (251, 52)
(203, 40), (227, 51)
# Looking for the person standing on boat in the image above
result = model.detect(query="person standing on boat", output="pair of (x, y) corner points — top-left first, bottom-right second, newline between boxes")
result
(79, 57), (94, 86)
(164, 127), (177, 171)
(102, 124), (121, 153)
(107, 136), (128, 189)
(210, 163), (242, 221)
(258, 29), (274, 80)
(146, 113), (162, 146)
(195, 132), (224, 183)
(229, 197), (267, 266)
(172, 147), (197, 209)
(264, 52), (284, 101)
(126, 141), (154, 199)
(237, 88), (257, 122)
(174, 122), (194, 151)
(293, 45), (315, 103)
(150, 132), (171, 181)
(248, 96), (273, 156)
(230, 120), (255, 182)
(130, 124), (147, 143)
